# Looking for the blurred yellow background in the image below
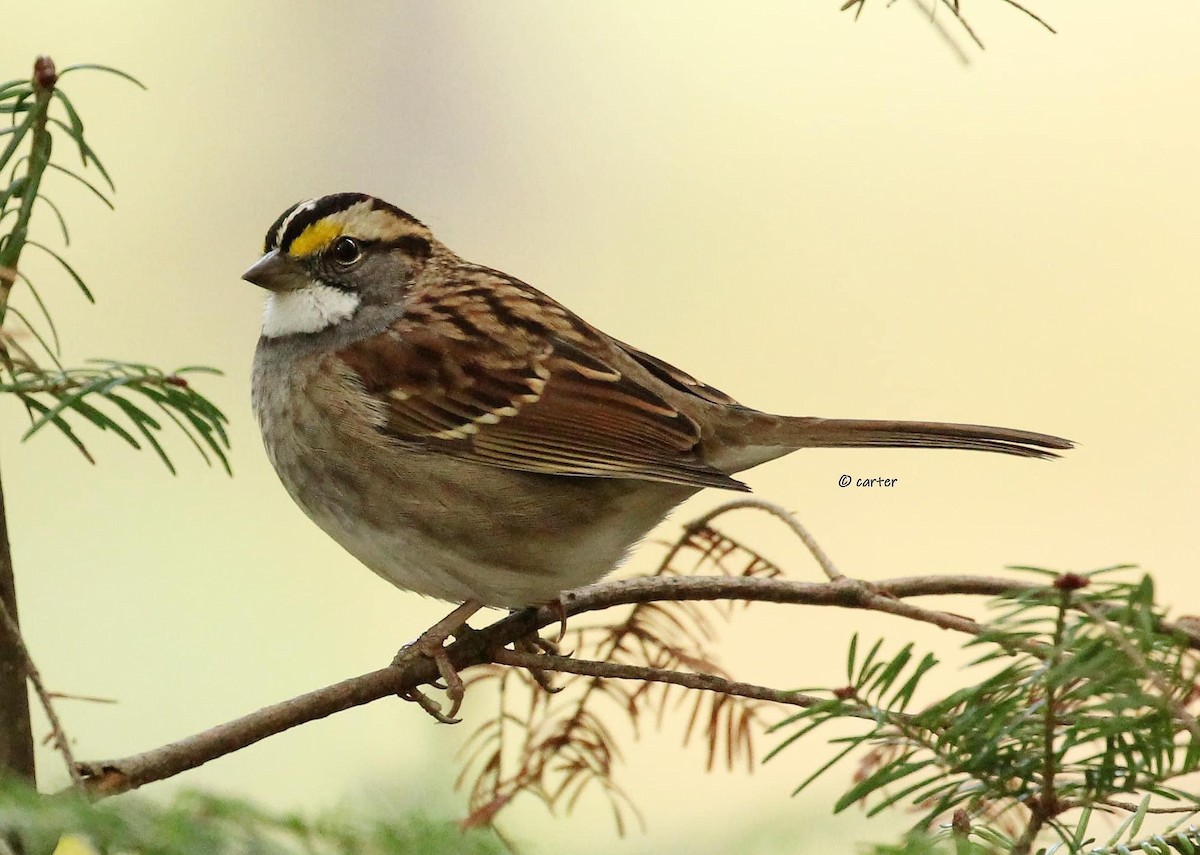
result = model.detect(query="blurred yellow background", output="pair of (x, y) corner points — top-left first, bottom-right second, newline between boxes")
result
(6, 2), (1200, 852)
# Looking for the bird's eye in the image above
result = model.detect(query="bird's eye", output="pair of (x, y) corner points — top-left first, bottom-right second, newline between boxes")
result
(329, 236), (363, 267)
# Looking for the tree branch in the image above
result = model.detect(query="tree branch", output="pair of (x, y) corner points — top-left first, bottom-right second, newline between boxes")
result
(77, 571), (1063, 799)
(492, 648), (831, 713)
(0, 597), (80, 789)
(0, 462), (33, 783)
(78, 663), (433, 797)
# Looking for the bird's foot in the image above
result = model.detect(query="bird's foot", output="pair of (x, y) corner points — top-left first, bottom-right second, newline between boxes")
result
(505, 596), (569, 694)
(512, 633), (563, 694)
(399, 686), (460, 724)
(393, 600), (483, 723)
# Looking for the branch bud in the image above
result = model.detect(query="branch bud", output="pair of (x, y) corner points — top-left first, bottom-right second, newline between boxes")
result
(34, 56), (57, 90)
(951, 809), (971, 836)
(1053, 573), (1089, 591)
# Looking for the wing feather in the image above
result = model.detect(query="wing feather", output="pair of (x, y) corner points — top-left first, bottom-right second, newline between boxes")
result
(334, 275), (746, 491)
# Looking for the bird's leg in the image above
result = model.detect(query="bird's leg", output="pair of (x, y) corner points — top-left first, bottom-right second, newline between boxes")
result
(506, 595), (569, 694)
(394, 599), (483, 722)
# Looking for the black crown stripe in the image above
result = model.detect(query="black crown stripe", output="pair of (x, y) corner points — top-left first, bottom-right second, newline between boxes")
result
(261, 193), (424, 254)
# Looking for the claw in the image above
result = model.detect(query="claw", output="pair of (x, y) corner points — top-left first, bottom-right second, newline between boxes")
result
(401, 687), (461, 724)
(420, 633), (467, 719)
(393, 600), (483, 723)
(548, 595), (568, 644)
(513, 634), (563, 694)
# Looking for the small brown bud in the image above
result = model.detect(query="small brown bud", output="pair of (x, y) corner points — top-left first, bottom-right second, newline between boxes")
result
(34, 56), (57, 90)
(833, 686), (856, 700)
(951, 809), (971, 836)
(1054, 572), (1090, 591)
(165, 376), (189, 388)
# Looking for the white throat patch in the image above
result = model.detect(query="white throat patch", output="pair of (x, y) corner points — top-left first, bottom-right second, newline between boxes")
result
(261, 283), (360, 338)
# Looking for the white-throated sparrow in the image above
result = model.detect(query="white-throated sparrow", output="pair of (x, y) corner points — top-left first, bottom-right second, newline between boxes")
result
(245, 193), (1070, 713)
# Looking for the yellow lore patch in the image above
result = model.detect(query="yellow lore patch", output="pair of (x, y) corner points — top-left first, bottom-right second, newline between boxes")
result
(288, 219), (343, 258)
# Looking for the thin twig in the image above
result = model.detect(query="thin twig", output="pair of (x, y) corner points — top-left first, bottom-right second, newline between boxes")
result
(1099, 800), (1200, 815)
(910, 0), (973, 64)
(995, 0), (1056, 33)
(1014, 590), (1071, 855)
(1078, 601), (1200, 743)
(0, 597), (83, 789)
(0, 58), (56, 327)
(935, 0), (984, 49)
(687, 498), (843, 581)
(493, 649), (833, 714)
(1012, 811), (1046, 855)
(46, 691), (117, 705)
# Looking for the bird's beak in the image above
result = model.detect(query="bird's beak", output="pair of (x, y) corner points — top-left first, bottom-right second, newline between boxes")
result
(241, 249), (309, 292)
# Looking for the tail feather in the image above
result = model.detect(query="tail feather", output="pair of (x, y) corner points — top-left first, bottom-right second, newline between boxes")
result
(774, 417), (1072, 459)
(710, 414), (1073, 474)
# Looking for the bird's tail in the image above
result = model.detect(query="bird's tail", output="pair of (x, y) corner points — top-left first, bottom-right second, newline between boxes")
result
(710, 413), (1073, 474)
(775, 417), (1071, 458)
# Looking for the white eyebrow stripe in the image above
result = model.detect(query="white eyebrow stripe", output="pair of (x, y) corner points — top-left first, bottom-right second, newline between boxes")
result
(274, 198), (318, 248)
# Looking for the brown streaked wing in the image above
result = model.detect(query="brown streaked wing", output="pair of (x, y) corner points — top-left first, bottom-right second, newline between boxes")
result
(335, 325), (747, 491)
(612, 338), (741, 407)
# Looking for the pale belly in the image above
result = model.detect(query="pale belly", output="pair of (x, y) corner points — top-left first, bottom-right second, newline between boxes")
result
(276, 445), (694, 607)
(308, 471), (689, 606)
